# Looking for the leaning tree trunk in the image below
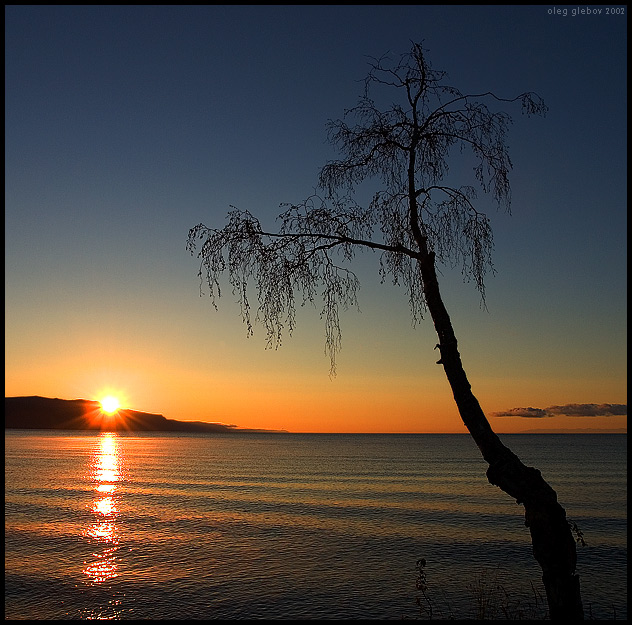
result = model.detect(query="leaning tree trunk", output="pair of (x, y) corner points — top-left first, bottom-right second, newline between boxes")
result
(418, 251), (584, 620)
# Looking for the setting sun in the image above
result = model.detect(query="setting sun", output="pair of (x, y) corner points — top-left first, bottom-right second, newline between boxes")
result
(100, 396), (121, 415)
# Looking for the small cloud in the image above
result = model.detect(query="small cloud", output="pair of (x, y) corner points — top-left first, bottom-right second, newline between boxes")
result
(545, 403), (627, 417)
(492, 403), (627, 418)
(492, 407), (549, 418)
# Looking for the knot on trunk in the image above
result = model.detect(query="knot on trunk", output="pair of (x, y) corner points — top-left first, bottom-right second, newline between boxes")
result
(433, 340), (457, 366)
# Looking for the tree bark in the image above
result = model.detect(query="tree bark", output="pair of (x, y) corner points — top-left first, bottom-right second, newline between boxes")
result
(418, 251), (584, 620)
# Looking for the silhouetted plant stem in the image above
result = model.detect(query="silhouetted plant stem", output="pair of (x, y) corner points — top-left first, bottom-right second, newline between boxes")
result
(419, 247), (583, 619)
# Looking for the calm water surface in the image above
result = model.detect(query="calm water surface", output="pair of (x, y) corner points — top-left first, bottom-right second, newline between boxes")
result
(5, 431), (627, 619)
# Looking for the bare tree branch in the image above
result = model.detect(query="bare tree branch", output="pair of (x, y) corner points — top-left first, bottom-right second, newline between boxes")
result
(188, 42), (546, 373)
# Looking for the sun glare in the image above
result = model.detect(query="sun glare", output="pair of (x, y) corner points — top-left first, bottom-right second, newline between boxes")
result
(100, 395), (121, 415)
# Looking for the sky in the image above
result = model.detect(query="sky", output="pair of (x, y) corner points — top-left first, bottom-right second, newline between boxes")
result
(5, 5), (627, 433)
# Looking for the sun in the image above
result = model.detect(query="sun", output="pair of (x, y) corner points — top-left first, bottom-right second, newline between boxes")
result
(100, 395), (121, 415)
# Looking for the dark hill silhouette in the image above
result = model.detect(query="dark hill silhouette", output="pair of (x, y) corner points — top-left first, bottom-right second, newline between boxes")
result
(5, 396), (279, 433)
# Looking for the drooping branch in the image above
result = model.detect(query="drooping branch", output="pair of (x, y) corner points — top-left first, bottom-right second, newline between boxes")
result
(187, 198), (421, 375)
(320, 42), (546, 214)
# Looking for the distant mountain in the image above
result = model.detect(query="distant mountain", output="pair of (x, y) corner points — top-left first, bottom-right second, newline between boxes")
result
(4, 396), (281, 433)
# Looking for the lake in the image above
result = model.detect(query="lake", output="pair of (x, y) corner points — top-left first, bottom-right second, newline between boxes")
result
(5, 431), (626, 619)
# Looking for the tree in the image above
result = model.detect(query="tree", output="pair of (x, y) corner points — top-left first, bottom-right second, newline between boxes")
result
(187, 42), (583, 620)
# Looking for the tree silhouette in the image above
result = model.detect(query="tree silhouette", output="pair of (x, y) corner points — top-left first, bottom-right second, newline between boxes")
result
(187, 42), (583, 620)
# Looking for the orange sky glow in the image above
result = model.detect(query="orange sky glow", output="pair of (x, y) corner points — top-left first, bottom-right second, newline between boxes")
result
(4, 332), (626, 433)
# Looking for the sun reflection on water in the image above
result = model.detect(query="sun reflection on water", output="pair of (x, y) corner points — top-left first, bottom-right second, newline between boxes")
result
(82, 433), (122, 587)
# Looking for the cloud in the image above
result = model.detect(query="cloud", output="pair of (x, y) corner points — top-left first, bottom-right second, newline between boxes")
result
(546, 403), (627, 417)
(492, 403), (627, 418)
(492, 407), (549, 418)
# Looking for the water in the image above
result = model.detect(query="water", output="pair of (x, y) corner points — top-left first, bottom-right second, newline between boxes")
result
(5, 431), (626, 620)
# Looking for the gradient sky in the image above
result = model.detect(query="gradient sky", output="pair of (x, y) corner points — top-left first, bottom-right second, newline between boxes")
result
(5, 5), (627, 433)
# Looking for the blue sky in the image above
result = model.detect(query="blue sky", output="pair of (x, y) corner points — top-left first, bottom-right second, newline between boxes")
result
(5, 5), (627, 432)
